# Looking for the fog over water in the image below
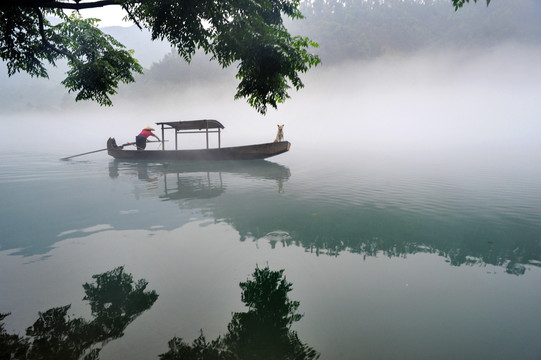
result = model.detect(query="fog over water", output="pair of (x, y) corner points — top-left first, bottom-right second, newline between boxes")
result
(1, 43), (540, 170)
(2, 34), (541, 359)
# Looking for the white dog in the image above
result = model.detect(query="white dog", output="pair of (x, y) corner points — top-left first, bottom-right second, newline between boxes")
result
(274, 124), (284, 142)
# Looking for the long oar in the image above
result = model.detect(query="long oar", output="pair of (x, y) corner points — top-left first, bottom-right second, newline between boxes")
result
(60, 141), (163, 160)
(60, 147), (109, 160)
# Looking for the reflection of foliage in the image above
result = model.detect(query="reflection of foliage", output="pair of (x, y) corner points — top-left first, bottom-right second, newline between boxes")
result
(25, 305), (97, 360)
(160, 333), (230, 360)
(160, 266), (319, 360)
(0, 266), (158, 360)
(2, 265), (317, 359)
(224, 267), (311, 360)
(452, 0), (490, 9)
(0, 313), (30, 359)
(83, 266), (159, 342)
(216, 191), (541, 274)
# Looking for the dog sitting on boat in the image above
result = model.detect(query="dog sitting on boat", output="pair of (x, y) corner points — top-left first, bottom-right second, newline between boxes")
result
(274, 124), (284, 142)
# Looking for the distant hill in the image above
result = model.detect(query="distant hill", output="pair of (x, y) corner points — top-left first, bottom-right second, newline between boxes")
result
(289, 0), (541, 63)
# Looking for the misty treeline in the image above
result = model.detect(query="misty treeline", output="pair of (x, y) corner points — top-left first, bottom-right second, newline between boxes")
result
(125, 0), (541, 94)
(295, 0), (541, 62)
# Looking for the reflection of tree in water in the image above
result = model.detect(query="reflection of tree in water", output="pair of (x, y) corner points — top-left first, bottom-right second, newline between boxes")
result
(221, 199), (541, 275)
(1, 313), (28, 359)
(160, 266), (319, 360)
(1, 266), (317, 360)
(109, 159), (540, 274)
(0, 266), (158, 360)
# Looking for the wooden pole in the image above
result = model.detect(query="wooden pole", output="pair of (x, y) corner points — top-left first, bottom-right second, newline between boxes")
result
(161, 124), (165, 150)
(60, 148), (107, 160)
(60, 141), (164, 160)
(205, 120), (209, 149)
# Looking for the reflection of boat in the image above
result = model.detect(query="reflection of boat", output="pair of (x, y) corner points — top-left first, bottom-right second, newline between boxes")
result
(162, 173), (225, 201)
(160, 161), (293, 200)
(109, 159), (291, 200)
(160, 160), (291, 181)
(110, 159), (291, 182)
(107, 120), (291, 161)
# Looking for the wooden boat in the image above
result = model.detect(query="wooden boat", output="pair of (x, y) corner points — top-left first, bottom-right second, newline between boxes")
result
(107, 120), (291, 161)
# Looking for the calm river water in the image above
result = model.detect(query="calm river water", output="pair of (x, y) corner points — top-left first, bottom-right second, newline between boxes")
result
(1, 147), (540, 359)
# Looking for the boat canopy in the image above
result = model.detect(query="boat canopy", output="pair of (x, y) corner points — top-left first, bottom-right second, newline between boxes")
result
(156, 120), (224, 131)
(155, 120), (225, 150)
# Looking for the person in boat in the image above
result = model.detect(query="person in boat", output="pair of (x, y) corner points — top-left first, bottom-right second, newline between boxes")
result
(136, 126), (161, 150)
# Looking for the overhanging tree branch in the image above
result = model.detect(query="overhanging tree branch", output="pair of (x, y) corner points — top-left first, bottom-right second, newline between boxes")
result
(120, 4), (142, 30)
(1, 0), (121, 11)
(34, 7), (78, 63)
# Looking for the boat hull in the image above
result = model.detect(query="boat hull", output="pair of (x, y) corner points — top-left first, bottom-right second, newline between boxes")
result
(107, 138), (291, 161)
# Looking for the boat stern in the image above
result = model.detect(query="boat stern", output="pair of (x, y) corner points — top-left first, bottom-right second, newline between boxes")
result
(107, 137), (122, 158)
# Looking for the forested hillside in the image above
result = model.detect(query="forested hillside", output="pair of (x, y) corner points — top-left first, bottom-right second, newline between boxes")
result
(291, 0), (541, 62)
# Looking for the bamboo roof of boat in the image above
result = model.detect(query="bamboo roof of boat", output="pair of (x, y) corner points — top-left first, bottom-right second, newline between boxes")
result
(158, 119), (224, 131)
(155, 119), (225, 150)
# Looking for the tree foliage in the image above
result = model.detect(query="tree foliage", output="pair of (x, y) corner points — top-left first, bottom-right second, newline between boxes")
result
(0, 0), (320, 114)
(1, 7), (142, 107)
